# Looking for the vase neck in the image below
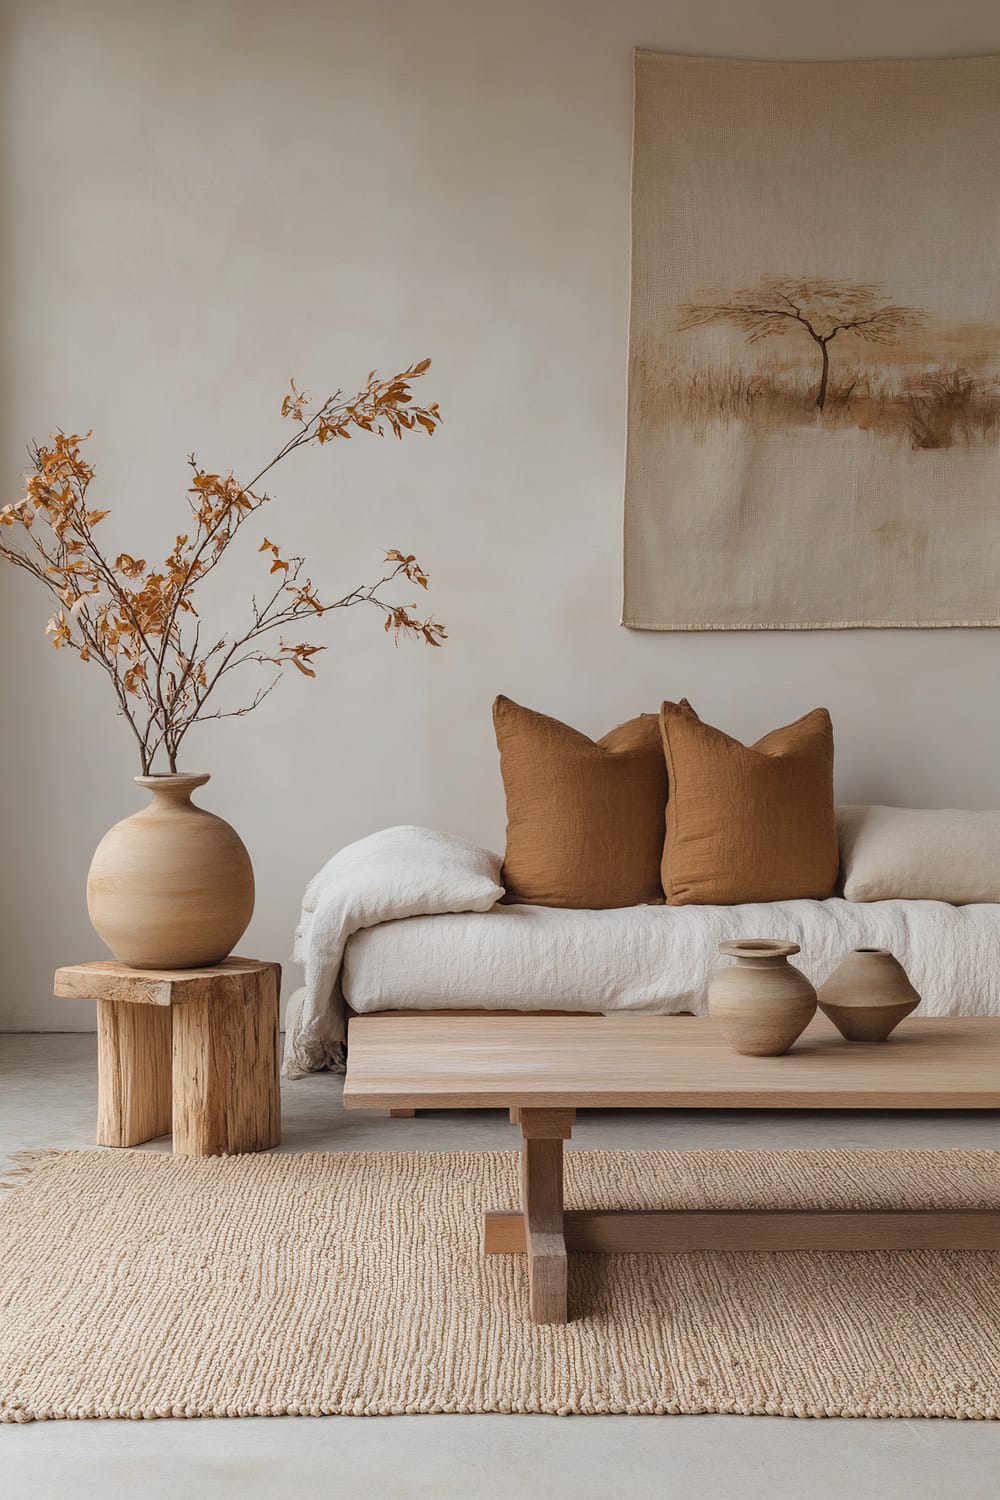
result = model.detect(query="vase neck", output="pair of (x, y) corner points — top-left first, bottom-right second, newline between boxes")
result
(719, 939), (800, 966)
(135, 772), (210, 807)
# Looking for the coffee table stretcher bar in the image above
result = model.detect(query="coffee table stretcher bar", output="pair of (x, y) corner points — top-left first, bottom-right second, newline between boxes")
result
(482, 1109), (1000, 1324)
(54, 958), (281, 1157)
(342, 1013), (1000, 1324)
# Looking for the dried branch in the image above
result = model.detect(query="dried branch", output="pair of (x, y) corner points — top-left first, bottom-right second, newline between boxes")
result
(0, 362), (446, 773)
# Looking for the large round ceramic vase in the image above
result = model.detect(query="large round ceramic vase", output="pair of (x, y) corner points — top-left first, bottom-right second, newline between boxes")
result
(817, 948), (920, 1042)
(708, 940), (817, 1057)
(87, 773), (254, 969)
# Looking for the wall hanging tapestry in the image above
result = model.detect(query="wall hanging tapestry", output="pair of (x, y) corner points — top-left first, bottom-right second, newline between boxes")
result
(624, 52), (1000, 629)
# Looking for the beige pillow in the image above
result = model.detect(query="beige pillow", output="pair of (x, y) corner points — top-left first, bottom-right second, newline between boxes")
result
(493, 696), (667, 909)
(660, 700), (838, 905)
(838, 805), (1000, 904)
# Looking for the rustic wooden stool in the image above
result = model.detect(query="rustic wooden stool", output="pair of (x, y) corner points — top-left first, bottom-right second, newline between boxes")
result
(55, 957), (281, 1156)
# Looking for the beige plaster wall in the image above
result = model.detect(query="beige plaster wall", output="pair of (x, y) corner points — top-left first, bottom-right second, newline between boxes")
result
(2, 0), (998, 1029)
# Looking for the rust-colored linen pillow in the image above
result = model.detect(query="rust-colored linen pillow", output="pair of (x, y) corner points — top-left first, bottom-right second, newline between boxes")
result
(659, 700), (838, 905)
(494, 696), (667, 908)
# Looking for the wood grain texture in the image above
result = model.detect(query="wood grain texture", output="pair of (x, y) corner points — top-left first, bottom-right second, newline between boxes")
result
(360, 1008), (596, 1018)
(172, 965), (280, 1156)
(510, 1107), (576, 1139)
(96, 999), (171, 1146)
(58, 958), (280, 1156)
(520, 1134), (567, 1323)
(55, 957), (275, 1008)
(483, 1208), (1000, 1254)
(343, 1013), (1000, 1110)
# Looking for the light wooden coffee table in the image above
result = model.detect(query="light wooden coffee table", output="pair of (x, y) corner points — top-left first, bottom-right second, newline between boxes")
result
(343, 1012), (1000, 1323)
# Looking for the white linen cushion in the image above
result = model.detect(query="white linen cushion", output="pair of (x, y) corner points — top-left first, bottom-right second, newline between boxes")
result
(838, 805), (1000, 904)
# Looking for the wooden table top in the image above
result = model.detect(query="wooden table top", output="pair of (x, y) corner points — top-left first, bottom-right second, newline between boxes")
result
(55, 957), (277, 1007)
(342, 1013), (1000, 1111)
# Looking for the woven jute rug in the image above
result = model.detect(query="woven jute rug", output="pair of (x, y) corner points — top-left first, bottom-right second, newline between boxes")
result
(2, 1148), (1000, 1422)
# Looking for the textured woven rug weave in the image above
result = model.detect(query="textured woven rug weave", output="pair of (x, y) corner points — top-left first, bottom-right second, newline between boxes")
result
(2, 1148), (1000, 1422)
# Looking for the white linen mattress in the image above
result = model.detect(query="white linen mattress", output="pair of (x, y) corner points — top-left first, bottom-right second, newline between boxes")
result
(343, 897), (1000, 1018)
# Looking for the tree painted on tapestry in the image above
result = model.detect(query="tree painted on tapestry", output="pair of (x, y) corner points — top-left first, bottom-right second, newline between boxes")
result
(678, 278), (925, 411)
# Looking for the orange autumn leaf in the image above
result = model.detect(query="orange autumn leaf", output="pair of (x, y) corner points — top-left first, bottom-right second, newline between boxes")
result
(280, 379), (309, 423)
(115, 553), (146, 579)
(45, 612), (72, 648)
(123, 660), (148, 696)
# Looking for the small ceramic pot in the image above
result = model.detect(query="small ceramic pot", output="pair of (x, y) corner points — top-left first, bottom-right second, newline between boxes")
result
(87, 773), (254, 969)
(817, 948), (920, 1042)
(708, 940), (817, 1057)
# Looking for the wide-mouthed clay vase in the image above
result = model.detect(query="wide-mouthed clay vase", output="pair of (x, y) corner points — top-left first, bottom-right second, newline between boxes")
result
(87, 773), (254, 969)
(817, 948), (920, 1042)
(708, 940), (817, 1057)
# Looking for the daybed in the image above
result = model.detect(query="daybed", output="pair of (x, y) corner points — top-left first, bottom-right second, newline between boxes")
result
(282, 823), (1000, 1078)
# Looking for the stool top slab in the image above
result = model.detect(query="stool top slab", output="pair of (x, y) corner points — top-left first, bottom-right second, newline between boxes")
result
(55, 957), (279, 1007)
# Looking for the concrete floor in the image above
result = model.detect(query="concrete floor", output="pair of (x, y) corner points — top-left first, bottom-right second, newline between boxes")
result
(2, 1033), (999, 1500)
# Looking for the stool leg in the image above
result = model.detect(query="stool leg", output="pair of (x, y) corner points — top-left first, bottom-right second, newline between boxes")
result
(96, 999), (171, 1147)
(171, 967), (281, 1156)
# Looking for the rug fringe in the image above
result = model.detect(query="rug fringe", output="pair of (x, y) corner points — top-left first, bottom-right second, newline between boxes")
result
(0, 1149), (62, 1197)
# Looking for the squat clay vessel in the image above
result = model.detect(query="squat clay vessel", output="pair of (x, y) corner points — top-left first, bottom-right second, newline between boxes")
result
(87, 773), (254, 969)
(709, 939), (817, 1057)
(817, 947), (920, 1042)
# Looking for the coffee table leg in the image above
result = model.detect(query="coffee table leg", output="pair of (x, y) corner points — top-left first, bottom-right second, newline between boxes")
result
(513, 1108), (575, 1324)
